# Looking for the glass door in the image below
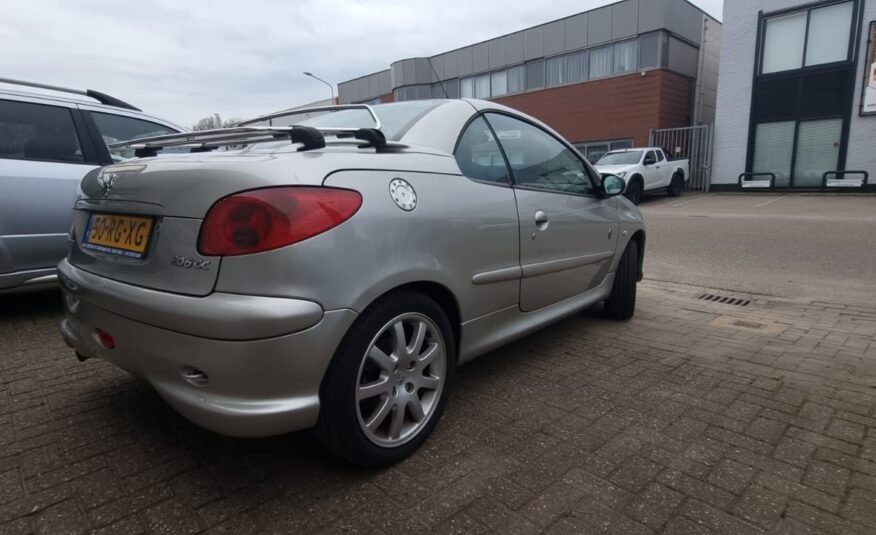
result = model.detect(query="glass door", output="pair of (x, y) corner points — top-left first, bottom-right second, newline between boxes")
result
(793, 118), (842, 187)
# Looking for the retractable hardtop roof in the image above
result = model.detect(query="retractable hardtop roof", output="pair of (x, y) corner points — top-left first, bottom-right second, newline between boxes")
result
(0, 77), (140, 111)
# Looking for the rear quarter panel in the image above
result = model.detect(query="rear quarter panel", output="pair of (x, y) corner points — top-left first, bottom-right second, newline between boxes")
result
(213, 163), (522, 322)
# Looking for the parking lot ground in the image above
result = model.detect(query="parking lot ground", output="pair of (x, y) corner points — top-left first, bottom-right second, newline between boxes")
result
(3, 280), (876, 535)
(639, 193), (876, 307)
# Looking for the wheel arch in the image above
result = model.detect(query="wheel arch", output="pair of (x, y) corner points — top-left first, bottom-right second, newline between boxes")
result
(362, 280), (462, 360)
(627, 173), (644, 189)
(629, 230), (646, 281)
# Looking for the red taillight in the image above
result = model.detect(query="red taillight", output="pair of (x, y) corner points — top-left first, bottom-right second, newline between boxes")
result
(198, 187), (362, 256)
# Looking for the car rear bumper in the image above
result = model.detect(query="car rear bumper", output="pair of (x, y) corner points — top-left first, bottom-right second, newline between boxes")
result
(59, 261), (358, 437)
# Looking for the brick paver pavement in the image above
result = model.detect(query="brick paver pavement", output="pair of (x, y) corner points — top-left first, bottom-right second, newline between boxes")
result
(2, 281), (876, 534)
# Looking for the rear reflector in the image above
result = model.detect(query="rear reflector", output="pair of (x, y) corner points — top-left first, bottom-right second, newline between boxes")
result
(95, 328), (115, 349)
(198, 187), (362, 256)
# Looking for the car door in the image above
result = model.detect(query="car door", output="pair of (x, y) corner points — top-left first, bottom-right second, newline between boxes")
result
(641, 150), (662, 189)
(654, 149), (671, 187)
(0, 98), (100, 283)
(482, 112), (619, 312)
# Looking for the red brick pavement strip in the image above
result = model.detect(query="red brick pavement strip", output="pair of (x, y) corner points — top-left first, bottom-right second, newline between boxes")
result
(1, 282), (876, 534)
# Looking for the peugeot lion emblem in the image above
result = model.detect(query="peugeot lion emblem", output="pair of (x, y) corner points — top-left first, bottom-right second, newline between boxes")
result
(98, 172), (119, 196)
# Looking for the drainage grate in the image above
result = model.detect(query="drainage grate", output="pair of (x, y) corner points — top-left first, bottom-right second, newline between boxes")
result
(698, 293), (751, 307)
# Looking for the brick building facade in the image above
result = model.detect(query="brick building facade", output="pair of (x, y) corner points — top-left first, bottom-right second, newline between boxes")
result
(338, 0), (721, 161)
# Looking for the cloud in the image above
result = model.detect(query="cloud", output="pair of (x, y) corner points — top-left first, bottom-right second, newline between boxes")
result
(0, 0), (722, 127)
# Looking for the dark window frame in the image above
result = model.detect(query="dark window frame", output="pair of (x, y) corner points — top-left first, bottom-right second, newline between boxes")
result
(757, 0), (859, 78)
(745, 0), (864, 188)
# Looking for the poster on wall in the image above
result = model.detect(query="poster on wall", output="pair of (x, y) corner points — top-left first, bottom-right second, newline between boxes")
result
(863, 21), (876, 116)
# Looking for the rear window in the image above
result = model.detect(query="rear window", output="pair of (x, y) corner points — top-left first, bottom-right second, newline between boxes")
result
(91, 112), (181, 161)
(0, 99), (85, 164)
(596, 151), (642, 165)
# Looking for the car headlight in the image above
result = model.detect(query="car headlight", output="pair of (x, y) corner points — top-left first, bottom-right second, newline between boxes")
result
(616, 171), (627, 179)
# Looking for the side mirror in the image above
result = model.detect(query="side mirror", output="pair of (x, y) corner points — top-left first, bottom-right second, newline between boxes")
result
(643, 156), (656, 166)
(601, 174), (625, 197)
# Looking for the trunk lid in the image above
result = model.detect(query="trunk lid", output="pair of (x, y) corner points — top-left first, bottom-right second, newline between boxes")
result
(68, 149), (328, 296)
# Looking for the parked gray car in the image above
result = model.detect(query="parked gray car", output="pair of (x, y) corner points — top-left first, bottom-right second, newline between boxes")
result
(0, 78), (184, 292)
(59, 99), (645, 466)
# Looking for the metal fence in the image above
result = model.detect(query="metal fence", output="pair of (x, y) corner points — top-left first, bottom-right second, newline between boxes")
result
(649, 125), (713, 191)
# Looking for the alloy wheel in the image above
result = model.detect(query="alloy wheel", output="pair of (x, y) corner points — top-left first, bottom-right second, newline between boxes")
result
(355, 313), (446, 447)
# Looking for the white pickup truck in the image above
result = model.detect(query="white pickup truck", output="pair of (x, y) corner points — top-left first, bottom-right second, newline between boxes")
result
(594, 148), (689, 205)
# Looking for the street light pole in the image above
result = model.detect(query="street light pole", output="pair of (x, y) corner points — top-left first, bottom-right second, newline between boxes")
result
(303, 72), (335, 104)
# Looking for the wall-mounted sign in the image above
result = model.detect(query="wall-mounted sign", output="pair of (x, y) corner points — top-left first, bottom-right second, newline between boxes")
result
(863, 21), (876, 116)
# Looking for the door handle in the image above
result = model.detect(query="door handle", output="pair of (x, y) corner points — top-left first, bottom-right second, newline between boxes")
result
(534, 210), (548, 225)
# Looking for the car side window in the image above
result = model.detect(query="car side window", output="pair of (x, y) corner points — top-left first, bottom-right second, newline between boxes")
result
(0, 99), (85, 164)
(644, 150), (656, 164)
(453, 116), (511, 184)
(484, 113), (596, 196)
(90, 112), (181, 161)
(657, 150), (666, 162)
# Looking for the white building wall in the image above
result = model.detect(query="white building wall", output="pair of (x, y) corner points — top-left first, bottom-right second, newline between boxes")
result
(847, 1), (876, 175)
(712, 0), (876, 186)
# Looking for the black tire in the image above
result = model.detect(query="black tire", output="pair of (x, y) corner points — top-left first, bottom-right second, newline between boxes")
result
(667, 173), (684, 197)
(604, 240), (638, 320)
(624, 178), (644, 205)
(314, 290), (455, 468)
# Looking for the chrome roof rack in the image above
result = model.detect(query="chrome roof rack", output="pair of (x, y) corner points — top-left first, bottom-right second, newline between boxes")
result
(110, 123), (404, 158)
(0, 77), (140, 111)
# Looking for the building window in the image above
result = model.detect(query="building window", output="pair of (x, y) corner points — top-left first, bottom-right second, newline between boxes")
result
(460, 77), (474, 98)
(589, 46), (613, 79)
(793, 118), (843, 187)
(491, 71), (508, 96)
(507, 65), (525, 94)
(393, 85), (432, 101)
(752, 121), (795, 186)
(762, 13), (807, 74)
(761, 1), (854, 74)
(565, 51), (588, 84)
(614, 40), (638, 74)
(474, 74), (490, 98)
(805, 2), (854, 67)
(639, 33), (661, 69)
(525, 59), (545, 90)
(546, 56), (564, 87)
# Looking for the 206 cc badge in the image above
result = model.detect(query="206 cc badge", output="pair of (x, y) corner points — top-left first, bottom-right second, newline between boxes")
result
(389, 178), (417, 211)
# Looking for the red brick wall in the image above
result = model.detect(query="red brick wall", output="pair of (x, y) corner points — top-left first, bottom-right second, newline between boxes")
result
(492, 69), (692, 147)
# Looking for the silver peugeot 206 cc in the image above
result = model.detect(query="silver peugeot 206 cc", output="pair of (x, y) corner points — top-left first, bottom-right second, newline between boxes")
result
(59, 99), (645, 467)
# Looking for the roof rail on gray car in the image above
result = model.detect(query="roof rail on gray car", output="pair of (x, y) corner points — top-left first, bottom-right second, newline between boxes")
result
(0, 77), (141, 111)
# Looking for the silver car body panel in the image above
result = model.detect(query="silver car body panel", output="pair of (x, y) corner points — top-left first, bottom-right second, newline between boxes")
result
(61, 99), (645, 437)
(60, 293), (357, 437)
(58, 259), (324, 340)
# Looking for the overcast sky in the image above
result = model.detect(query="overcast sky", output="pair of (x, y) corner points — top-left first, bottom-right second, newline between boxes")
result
(0, 0), (722, 127)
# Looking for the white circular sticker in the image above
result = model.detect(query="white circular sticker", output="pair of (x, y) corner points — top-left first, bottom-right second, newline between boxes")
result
(389, 178), (417, 211)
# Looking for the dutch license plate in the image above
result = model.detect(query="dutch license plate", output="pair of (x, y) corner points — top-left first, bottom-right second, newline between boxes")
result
(82, 213), (154, 258)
